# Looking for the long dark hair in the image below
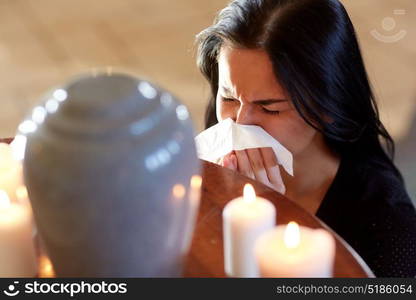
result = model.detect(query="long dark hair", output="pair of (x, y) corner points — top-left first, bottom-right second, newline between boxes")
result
(196, 0), (402, 178)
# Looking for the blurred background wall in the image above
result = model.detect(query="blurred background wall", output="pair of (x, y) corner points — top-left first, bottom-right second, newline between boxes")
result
(0, 0), (415, 200)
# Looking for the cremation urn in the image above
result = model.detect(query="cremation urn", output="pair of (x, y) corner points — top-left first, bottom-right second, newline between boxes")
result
(17, 72), (201, 277)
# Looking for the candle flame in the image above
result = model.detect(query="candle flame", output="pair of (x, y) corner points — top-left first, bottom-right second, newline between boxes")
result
(0, 190), (11, 209)
(243, 183), (256, 202)
(190, 175), (202, 207)
(284, 221), (300, 249)
(172, 184), (186, 199)
(39, 255), (55, 278)
(10, 134), (27, 161)
(190, 175), (202, 189)
(16, 186), (28, 201)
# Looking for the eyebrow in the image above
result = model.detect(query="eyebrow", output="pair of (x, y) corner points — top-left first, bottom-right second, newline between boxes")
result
(252, 99), (287, 105)
(221, 87), (287, 105)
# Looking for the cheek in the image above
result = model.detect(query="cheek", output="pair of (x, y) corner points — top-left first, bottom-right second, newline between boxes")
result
(216, 100), (316, 155)
(216, 98), (236, 122)
(263, 111), (316, 155)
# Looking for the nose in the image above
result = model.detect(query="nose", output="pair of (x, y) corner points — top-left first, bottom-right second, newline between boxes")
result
(235, 103), (254, 125)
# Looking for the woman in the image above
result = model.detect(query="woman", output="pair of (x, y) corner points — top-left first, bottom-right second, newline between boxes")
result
(196, 0), (416, 277)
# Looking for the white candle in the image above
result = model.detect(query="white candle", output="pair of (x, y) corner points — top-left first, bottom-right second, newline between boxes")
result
(167, 175), (202, 255)
(0, 190), (38, 277)
(166, 184), (187, 249)
(181, 175), (202, 252)
(223, 184), (276, 277)
(255, 222), (335, 277)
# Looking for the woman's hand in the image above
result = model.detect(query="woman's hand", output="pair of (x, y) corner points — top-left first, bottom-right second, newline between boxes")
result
(219, 148), (286, 194)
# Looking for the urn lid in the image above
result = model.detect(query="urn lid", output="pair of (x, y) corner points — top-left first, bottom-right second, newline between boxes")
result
(17, 72), (192, 141)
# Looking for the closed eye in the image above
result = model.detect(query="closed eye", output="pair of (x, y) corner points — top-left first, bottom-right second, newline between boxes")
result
(221, 97), (236, 102)
(262, 107), (280, 115)
(222, 97), (281, 115)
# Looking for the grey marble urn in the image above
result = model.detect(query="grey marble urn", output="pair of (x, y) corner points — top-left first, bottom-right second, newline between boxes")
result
(18, 72), (201, 277)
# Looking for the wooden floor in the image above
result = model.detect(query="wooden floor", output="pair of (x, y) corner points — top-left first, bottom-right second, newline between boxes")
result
(0, 0), (415, 199)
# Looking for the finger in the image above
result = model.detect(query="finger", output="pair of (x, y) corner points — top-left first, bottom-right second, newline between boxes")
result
(218, 156), (224, 166)
(219, 151), (234, 167)
(235, 150), (255, 179)
(260, 148), (286, 194)
(246, 148), (270, 184)
(260, 147), (278, 169)
(267, 165), (286, 194)
(223, 154), (237, 171)
(231, 153), (237, 170)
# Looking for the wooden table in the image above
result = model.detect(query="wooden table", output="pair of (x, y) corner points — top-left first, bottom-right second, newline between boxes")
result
(1, 137), (374, 277)
(184, 160), (374, 277)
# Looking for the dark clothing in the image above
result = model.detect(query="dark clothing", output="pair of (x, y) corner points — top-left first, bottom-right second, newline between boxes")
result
(317, 151), (416, 277)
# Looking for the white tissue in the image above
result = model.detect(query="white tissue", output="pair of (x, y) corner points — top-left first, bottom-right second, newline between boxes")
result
(195, 118), (293, 176)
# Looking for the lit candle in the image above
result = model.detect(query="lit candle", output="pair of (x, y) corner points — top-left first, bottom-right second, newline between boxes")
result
(167, 176), (202, 254)
(166, 184), (187, 249)
(223, 184), (276, 277)
(38, 255), (55, 278)
(0, 190), (38, 277)
(181, 175), (202, 252)
(0, 144), (23, 202)
(255, 222), (336, 277)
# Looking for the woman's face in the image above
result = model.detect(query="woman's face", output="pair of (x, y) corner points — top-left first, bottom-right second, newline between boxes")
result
(216, 45), (318, 156)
